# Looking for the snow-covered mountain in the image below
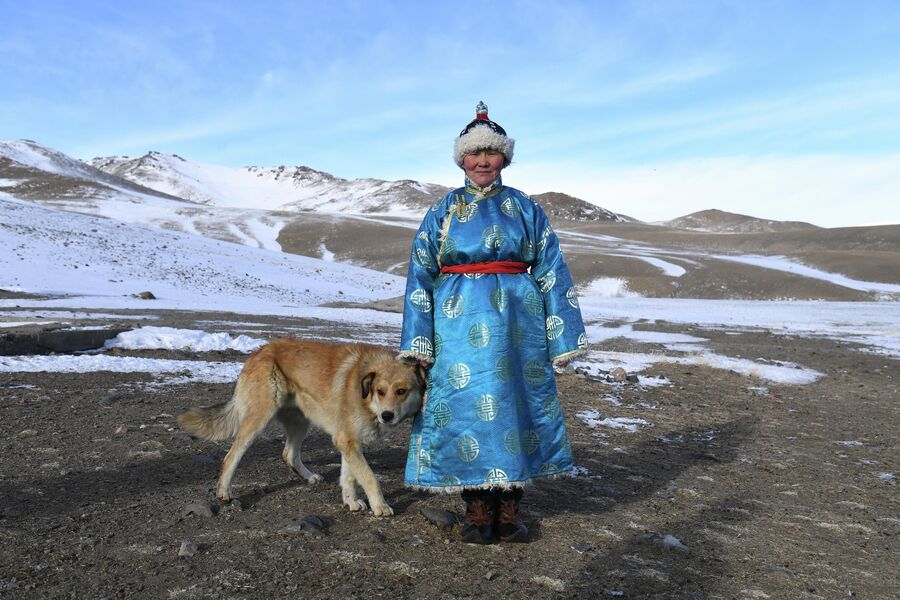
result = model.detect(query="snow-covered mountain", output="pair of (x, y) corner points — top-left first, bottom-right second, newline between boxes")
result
(1, 140), (297, 251)
(532, 192), (632, 222)
(0, 139), (187, 204)
(4, 139), (899, 304)
(1, 139), (635, 266)
(90, 151), (451, 216)
(89, 150), (642, 223)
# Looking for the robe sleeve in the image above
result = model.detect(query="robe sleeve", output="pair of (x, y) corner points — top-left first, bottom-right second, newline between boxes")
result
(530, 201), (588, 362)
(398, 197), (448, 364)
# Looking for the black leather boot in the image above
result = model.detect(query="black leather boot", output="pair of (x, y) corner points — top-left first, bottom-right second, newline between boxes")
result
(460, 489), (497, 544)
(497, 488), (528, 543)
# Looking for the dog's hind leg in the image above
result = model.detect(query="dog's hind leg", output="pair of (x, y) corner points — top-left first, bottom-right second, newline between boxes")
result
(276, 406), (323, 484)
(217, 401), (278, 502)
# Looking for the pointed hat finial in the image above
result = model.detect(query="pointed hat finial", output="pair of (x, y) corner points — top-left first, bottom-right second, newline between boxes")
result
(475, 100), (489, 120)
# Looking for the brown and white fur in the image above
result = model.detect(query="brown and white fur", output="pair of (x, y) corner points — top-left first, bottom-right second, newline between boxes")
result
(178, 339), (427, 517)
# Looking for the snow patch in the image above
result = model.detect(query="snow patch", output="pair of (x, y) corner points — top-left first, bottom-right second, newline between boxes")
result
(579, 297), (900, 359)
(104, 327), (266, 353)
(579, 278), (640, 298)
(319, 243), (335, 261)
(585, 323), (706, 345)
(0, 354), (243, 384)
(712, 254), (900, 294)
(574, 350), (822, 385)
(577, 410), (651, 432)
(611, 254), (686, 277)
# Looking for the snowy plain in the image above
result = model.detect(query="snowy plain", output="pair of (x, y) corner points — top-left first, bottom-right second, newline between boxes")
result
(3, 197), (899, 399)
(3, 187), (900, 385)
(3, 141), (900, 446)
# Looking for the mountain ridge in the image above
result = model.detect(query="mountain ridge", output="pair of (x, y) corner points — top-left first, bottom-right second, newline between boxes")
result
(5, 139), (834, 233)
(3, 139), (899, 303)
(0, 140), (191, 205)
(664, 208), (820, 233)
(90, 151), (452, 216)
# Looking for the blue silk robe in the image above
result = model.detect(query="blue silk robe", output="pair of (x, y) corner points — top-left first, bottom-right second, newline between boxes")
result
(399, 178), (586, 491)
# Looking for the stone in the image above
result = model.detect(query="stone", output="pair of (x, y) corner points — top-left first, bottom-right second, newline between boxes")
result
(182, 501), (217, 519)
(532, 576), (566, 592)
(280, 515), (327, 537)
(178, 540), (198, 557)
(222, 498), (244, 512)
(388, 561), (418, 578)
(420, 506), (459, 529)
(638, 532), (689, 552)
(128, 449), (162, 460)
(100, 393), (122, 407)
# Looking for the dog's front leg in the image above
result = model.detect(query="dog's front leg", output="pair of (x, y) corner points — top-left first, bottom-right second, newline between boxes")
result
(334, 433), (393, 517)
(339, 456), (367, 512)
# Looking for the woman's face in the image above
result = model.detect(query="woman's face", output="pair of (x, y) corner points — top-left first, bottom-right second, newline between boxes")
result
(463, 149), (505, 187)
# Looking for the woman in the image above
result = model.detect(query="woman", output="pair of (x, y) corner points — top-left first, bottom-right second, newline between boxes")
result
(399, 102), (586, 544)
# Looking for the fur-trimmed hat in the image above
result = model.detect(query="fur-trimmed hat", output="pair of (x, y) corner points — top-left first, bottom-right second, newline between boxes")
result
(454, 101), (515, 168)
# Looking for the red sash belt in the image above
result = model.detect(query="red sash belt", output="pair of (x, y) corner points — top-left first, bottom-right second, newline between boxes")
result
(440, 261), (529, 274)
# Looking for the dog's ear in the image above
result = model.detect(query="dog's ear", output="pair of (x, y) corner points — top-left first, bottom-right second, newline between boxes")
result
(414, 364), (428, 390)
(360, 371), (376, 398)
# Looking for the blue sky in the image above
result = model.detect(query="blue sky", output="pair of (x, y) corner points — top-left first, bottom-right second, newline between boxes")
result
(2, 0), (899, 227)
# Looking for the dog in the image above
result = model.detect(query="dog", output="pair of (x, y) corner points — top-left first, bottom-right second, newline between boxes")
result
(178, 339), (427, 517)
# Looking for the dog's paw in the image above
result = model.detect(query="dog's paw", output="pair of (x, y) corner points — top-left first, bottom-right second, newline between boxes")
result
(345, 498), (368, 512)
(371, 503), (394, 517)
(306, 473), (324, 485)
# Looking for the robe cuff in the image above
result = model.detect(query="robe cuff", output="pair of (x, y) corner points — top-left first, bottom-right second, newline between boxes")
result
(551, 347), (587, 363)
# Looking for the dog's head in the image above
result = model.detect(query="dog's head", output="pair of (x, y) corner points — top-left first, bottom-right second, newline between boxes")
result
(361, 359), (427, 425)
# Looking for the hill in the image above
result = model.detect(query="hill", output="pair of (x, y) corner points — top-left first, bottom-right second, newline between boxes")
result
(532, 191), (632, 222)
(664, 208), (820, 233)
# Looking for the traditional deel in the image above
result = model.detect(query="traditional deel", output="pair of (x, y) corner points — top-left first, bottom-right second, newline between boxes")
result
(400, 176), (587, 491)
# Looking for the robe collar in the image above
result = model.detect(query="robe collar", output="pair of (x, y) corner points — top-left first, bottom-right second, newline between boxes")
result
(464, 176), (503, 201)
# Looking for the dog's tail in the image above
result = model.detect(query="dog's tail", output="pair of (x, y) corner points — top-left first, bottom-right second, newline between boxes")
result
(178, 355), (281, 440)
(178, 399), (241, 441)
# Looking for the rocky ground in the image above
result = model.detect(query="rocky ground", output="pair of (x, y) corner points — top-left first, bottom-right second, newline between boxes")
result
(0, 308), (897, 599)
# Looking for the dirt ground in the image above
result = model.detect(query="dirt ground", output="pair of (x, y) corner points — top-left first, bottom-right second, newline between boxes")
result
(1, 308), (898, 599)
